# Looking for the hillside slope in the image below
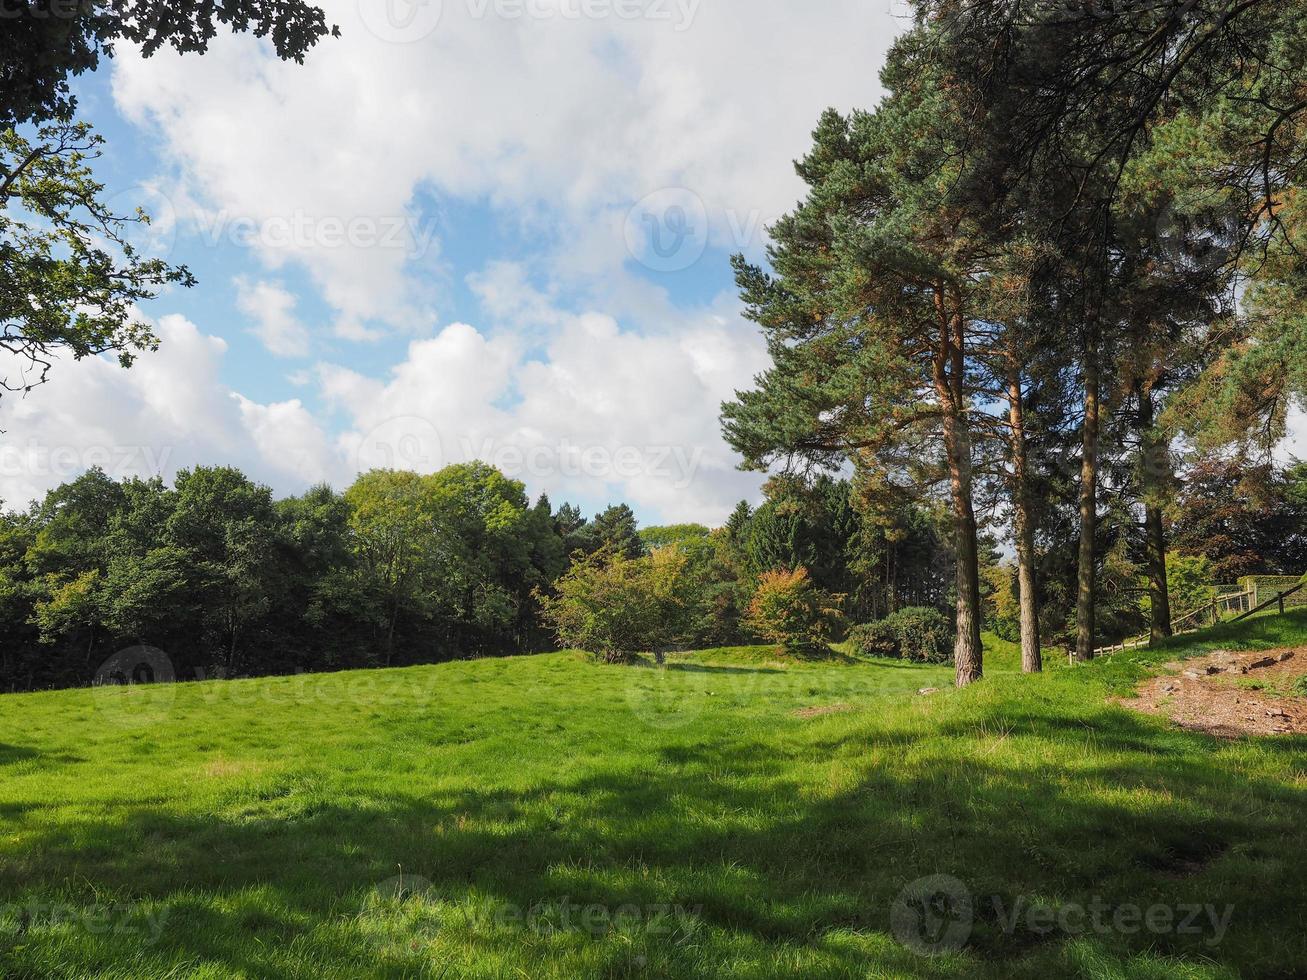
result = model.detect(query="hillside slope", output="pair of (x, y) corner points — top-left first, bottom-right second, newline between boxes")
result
(2, 619), (1306, 978)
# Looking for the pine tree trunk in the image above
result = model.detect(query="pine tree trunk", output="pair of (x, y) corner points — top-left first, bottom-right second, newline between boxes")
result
(936, 302), (983, 686)
(1137, 384), (1172, 642)
(1007, 363), (1042, 673)
(948, 472), (984, 687)
(386, 596), (399, 667)
(1075, 342), (1100, 662)
(1145, 504), (1171, 641)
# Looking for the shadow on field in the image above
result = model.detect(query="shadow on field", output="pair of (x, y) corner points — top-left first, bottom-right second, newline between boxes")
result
(0, 744), (38, 766)
(1, 695), (1303, 977)
(652, 663), (785, 675)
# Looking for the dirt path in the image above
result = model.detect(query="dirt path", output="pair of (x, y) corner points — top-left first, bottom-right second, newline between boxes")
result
(1120, 647), (1305, 738)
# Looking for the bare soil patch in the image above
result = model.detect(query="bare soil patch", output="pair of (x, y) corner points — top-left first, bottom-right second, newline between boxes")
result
(793, 703), (854, 720)
(1121, 647), (1306, 738)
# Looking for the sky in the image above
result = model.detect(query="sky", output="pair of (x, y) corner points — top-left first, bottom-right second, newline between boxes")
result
(0, 0), (913, 526)
(6, 0), (1304, 528)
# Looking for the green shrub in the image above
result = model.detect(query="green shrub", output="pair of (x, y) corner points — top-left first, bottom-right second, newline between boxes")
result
(983, 562), (1021, 643)
(1165, 553), (1217, 614)
(744, 567), (841, 655)
(848, 606), (954, 663)
(847, 620), (898, 658)
(536, 547), (692, 664)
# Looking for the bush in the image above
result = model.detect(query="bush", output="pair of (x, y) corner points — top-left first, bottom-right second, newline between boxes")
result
(536, 547), (691, 664)
(847, 619), (899, 658)
(983, 562), (1021, 643)
(1166, 553), (1216, 614)
(744, 567), (841, 655)
(848, 606), (954, 663)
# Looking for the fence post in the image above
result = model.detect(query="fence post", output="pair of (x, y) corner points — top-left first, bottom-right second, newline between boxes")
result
(1280, 594), (1286, 615)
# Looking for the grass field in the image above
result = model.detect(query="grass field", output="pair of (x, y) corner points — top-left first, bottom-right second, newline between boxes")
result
(2, 615), (1306, 978)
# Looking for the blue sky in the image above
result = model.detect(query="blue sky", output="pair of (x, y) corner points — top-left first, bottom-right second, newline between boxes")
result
(1, 0), (905, 525)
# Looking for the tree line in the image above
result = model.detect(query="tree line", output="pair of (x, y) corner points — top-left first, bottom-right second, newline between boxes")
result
(0, 466), (961, 691)
(4, 1), (1307, 689)
(721, 0), (1307, 685)
(6, 454), (1301, 690)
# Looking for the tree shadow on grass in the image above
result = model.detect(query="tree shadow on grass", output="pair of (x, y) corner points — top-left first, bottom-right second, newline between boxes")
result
(850, 658), (949, 671)
(0, 744), (38, 766)
(0, 743), (85, 768)
(649, 663), (786, 675)
(0, 701), (1302, 978)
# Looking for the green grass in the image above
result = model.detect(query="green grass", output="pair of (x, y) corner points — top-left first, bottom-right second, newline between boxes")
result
(2, 616), (1306, 978)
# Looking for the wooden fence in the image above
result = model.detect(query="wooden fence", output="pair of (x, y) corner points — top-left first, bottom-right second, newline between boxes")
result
(1090, 577), (1304, 658)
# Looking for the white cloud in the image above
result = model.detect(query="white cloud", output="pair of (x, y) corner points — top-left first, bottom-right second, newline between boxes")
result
(235, 278), (312, 357)
(0, 302), (763, 522)
(42, 1), (906, 524)
(1276, 406), (1307, 465)
(0, 315), (342, 508)
(324, 308), (769, 523)
(108, 0), (901, 333)
(467, 261), (564, 331)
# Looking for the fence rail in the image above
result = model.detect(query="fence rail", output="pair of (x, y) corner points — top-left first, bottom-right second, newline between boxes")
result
(1089, 581), (1300, 658)
(1231, 581), (1305, 623)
